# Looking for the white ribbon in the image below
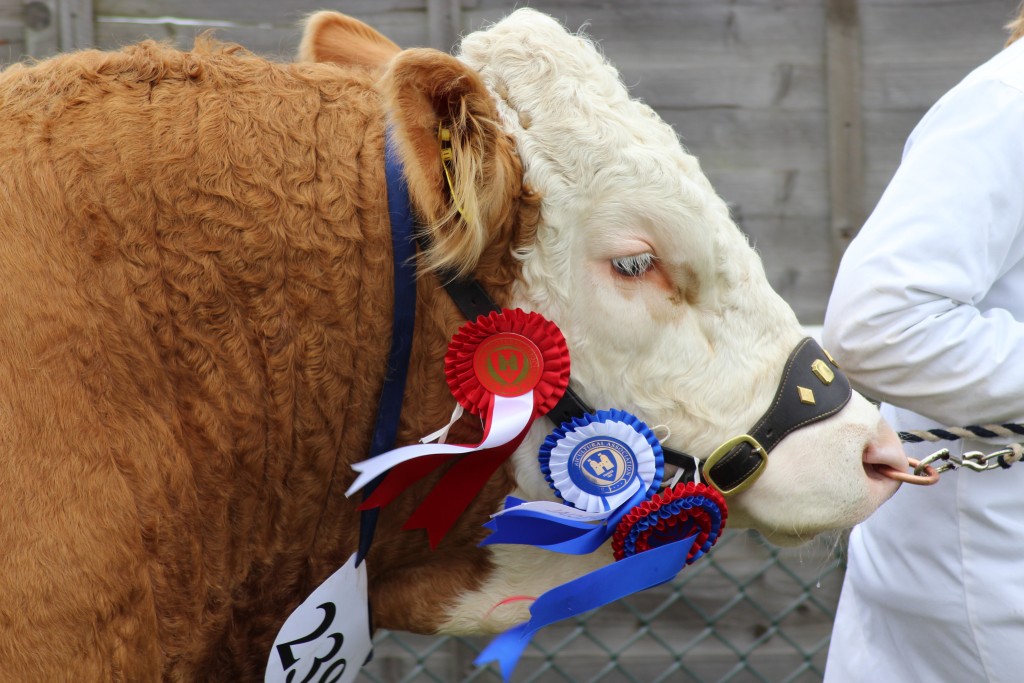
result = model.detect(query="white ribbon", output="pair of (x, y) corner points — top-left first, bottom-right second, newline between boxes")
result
(419, 404), (465, 445)
(346, 391), (535, 496)
(491, 499), (612, 522)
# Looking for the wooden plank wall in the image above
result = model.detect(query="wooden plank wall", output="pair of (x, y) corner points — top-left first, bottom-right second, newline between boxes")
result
(861, 0), (1015, 208)
(0, 0), (25, 63)
(2, 0), (1020, 320)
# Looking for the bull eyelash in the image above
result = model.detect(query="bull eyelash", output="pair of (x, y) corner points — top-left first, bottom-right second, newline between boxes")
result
(611, 253), (656, 277)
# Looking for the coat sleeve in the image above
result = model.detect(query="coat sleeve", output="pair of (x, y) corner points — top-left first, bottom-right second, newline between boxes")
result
(823, 76), (1024, 426)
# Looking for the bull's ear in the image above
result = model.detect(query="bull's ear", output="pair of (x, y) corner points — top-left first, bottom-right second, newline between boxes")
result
(380, 49), (523, 277)
(298, 11), (400, 68)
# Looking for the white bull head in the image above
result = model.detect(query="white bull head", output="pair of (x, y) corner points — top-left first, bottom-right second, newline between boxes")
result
(456, 9), (906, 542)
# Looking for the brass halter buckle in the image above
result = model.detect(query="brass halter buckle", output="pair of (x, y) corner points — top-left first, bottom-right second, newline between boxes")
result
(702, 434), (767, 496)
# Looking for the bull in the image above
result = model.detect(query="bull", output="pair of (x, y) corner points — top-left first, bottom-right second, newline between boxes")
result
(0, 9), (907, 680)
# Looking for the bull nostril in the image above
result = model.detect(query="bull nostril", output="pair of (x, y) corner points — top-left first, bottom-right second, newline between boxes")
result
(861, 422), (910, 473)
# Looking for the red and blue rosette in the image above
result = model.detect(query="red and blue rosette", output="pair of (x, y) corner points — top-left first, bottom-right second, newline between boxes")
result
(347, 309), (569, 547)
(612, 482), (727, 565)
(480, 410), (664, 554)
(475, 481), (728, 681)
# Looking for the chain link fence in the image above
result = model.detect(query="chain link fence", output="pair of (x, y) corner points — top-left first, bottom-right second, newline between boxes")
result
(358, 530), (846, 683)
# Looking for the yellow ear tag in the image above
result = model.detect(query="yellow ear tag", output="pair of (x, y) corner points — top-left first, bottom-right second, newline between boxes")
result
(437, 122), (473, 222)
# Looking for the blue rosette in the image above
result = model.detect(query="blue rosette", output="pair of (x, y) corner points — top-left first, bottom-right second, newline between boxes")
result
(481, 409), (664, 555)
(539, 409), (664, 512)
(476, 482), (730, 681)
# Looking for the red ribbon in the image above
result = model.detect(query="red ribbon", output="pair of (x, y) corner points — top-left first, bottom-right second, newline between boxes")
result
(357, 309), (570, 546)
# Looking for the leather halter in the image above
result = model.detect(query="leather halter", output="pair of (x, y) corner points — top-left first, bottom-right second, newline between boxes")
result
(393, 124), (852, 497)
(701, 338), (850, 493)
(423, 255), (851, 496)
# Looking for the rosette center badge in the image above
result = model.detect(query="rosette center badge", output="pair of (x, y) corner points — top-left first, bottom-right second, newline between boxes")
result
(473, 333), (543, 397)
(569, 438), (636, 497)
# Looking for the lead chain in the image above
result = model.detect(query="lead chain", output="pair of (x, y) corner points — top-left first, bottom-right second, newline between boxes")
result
(912, 443), (1024, 477)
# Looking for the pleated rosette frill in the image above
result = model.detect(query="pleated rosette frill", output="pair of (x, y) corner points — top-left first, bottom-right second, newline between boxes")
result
(612, 482), (728, 564)
(481, 409), (664, 554)
(541, 409), (664, 513)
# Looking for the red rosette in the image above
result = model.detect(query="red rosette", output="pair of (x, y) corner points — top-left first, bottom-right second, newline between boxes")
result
(612, 482), (728, 564)
(444, 309), (570, 417)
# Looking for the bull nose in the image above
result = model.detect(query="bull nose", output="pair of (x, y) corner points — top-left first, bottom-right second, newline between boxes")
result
(862, 420), (909, 475)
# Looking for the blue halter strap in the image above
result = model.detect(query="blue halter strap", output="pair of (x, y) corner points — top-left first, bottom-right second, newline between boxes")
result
(356, 127), (419, 566)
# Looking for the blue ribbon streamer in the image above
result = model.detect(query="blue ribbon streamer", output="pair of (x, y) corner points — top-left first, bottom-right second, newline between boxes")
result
(480, 487), (647, 554)
(474, 533), (698, 681)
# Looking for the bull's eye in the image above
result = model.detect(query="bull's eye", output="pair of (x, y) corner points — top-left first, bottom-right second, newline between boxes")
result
(611, 253), (656, 278)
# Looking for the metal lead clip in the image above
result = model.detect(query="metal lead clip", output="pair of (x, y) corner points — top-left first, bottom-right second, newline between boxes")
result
(910, 445), (1022, 480)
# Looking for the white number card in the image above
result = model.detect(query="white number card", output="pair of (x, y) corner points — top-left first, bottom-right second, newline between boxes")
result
(265, 554), (373, 683)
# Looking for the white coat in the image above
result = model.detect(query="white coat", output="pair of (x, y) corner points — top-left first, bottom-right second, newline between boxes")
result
(823, 37), (1024, 683)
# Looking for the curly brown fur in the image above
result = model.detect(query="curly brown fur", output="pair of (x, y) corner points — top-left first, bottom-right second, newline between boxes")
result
(0, 37), (531, 681)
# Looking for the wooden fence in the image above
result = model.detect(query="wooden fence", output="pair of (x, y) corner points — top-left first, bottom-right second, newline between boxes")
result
(1, 0), (1018, 321)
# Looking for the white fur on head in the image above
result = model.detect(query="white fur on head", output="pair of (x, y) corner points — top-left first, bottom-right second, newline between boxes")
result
(458, 10), (801, 461)
(456, 8), (903, 537)
(438, 8), (906, 634)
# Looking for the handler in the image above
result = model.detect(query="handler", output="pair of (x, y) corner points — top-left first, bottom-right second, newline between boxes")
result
(822, 7), (1024, 682)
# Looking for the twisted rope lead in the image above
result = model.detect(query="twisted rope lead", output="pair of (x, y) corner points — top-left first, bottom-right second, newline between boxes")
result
(898, 423), (1024, 443)
(898, 423), (1024, 471)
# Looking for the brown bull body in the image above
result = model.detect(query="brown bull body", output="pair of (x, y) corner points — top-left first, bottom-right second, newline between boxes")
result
(0, 41), (523, 680)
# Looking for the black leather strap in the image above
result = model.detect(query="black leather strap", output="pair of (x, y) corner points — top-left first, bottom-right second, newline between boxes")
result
(430, 268), (502, 322)
(705, 338), (850, 493)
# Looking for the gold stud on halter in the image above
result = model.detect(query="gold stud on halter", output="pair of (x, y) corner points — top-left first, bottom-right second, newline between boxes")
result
(437, 121), (473, 222)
